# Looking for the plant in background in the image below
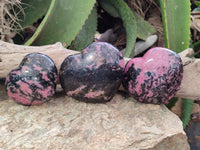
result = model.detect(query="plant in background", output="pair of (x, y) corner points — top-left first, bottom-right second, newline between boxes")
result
(14, 0), (155, 57)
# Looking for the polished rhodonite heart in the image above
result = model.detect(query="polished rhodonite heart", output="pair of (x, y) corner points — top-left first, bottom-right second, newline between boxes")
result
(5, 53), (58, 105)
(59, 42), (125, 103)
(122, 47), (183, 104)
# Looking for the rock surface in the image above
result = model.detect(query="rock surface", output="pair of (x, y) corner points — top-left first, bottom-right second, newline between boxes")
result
(0, 82), (190, 150)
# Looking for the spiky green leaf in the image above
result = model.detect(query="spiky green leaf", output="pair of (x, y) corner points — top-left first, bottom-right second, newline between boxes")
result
(70, 6), (97, 51)
(18, 0), (51, 28)
(25, 0), (96, 46)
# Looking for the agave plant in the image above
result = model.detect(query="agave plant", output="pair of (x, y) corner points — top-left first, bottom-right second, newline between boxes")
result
(15, 0), (156, 58)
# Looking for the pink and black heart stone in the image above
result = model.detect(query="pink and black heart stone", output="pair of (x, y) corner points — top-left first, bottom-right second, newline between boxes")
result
(122, 47), (183, 104)
(5, 53), (58, 105)
(59, 42), (125, 103)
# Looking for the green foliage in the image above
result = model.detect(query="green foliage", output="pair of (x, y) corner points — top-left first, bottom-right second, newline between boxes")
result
(181, 99), (193, 129)
(99, 0), (119, 18)
(24, 0), (56, 46)
(135, 14), (156, 41)
(194, 1), (200, 7)
(99, 0), (155, 57)
(159, 0), (190, 53)
(19, 0), (155, 57)
(166, 97), (178, 110)
(70, 6), (97, 51)
(25, 0), (96, 46)
(18, 0), (51, 28)
(99, 0), (137, 58)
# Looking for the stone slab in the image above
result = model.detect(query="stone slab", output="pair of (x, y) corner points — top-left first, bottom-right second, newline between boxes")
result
(0, 83), (190, 150)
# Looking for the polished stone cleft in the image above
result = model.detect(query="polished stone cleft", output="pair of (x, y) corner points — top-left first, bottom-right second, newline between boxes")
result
(5, 53), (58, 105)
(59, 42), (125, 103)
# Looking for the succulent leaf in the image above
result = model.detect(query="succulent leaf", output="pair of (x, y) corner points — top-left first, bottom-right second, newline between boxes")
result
(99, 0), (156, 57)
(135, 14), (156, 41)
(159, 0), (190, 52)
(70, 6), (97, 51)
(181, 99), (193, 129)
(18, 0), (52, 28)
(25, 0), (96, 46)
(99, 0), (137, 58)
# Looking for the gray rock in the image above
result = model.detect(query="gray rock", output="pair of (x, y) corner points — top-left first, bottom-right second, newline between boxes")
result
(135, 35), (158, 56)
(0, 84), (189, 150)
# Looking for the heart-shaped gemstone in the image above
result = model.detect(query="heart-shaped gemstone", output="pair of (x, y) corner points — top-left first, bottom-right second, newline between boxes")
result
(122, 47), (183, 104)
(59, 42), (125, 103)
(5, 53), (58, 105)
